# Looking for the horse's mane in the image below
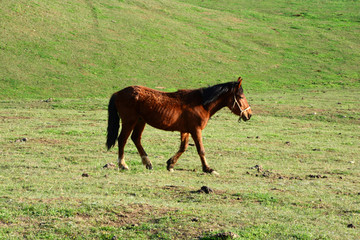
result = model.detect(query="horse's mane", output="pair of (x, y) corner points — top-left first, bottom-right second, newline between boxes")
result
(201, 81), (242, 107)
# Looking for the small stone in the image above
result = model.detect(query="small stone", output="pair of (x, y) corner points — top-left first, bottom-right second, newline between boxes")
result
(214, 232), (239, 239)
(42, 98), (53, 102)
(347, 224), (355, 228)
(307, 174), (327, 179)
(254, 165), (263, 172)
(200, 186), (213, 194)
(15, 138), (27, 142)
(103, 163), (116, 168)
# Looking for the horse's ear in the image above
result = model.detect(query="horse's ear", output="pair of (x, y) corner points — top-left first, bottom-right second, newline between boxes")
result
(236, 77), (243, 90)
(237, 77), (243, 86)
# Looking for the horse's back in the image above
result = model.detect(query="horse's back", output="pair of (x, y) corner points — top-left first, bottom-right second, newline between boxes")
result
(111, 85), (207, 131)
(113, 85), (200, 106)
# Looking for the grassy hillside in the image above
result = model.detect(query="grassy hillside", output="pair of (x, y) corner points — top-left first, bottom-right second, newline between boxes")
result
(1, 0), (359, 99)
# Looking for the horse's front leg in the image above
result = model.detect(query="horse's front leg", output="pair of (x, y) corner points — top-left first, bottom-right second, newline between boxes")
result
(167, 132), (189, 172)
(191, 129), (219, 175)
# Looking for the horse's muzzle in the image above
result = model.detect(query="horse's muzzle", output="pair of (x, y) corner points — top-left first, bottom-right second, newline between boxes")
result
(242, 113), (251, 121)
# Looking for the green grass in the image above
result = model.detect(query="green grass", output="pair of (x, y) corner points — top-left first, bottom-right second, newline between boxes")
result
(0, 89), (359, 239)
(1, 0), (359, 239)
(0, 0), (359, 99)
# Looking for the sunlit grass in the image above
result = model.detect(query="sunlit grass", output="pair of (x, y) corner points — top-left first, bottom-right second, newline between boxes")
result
(1, 89), (359, 239)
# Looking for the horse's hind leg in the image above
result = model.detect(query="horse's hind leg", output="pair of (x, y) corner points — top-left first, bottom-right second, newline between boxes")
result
(167, 132), (189, 172)
(131, 119), (153, 170)
(117, 122), (136, 170)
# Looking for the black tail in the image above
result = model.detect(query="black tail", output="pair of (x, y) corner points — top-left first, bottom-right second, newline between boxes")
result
(106, 94), (120, 150)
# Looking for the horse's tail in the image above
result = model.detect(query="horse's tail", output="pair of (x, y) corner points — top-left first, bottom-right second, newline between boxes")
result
(106, 94), (120, 150)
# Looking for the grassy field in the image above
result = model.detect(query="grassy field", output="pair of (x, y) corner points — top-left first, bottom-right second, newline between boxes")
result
(1, 90), (359, 239)
(1, 0), (360, 239)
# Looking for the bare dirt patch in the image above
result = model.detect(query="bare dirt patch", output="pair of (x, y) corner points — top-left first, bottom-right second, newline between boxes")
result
(99, 203), (178, 227)
(163, 185), (226, 196)
(0, 115), (31, 120)
(246, 165), (301, 180)
(199, 231), (239, 239)
(246, 165), (330, 181)
(31, 138), (69, 145)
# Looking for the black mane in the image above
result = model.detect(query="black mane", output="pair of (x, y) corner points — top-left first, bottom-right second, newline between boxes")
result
(201, 81), (242, 107)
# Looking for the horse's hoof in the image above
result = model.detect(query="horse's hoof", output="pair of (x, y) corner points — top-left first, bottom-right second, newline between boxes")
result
(211, 170), (219, 176)
(146, 164), (153, 170)
(203, 167), (217, 174)
(166, 161), (174, 172)
(120, 165), (129, 170)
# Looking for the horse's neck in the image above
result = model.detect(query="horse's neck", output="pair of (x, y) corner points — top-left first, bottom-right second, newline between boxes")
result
(207, 94), (229, 117)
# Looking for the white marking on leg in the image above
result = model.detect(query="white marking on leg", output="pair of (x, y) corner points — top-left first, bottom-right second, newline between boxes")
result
(118, 157), (129, 170)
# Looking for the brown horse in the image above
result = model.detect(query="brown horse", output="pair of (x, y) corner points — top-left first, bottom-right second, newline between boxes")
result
(106, 77), (252, 175)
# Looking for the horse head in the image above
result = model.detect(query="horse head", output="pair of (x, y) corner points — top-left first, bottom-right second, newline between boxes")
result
(229, 77), (252, 122)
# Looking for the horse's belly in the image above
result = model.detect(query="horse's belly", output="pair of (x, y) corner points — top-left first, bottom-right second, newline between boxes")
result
(138, 106), (185, 131)
(137, 99), (204, 132)
(143, 114), (182, 131)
